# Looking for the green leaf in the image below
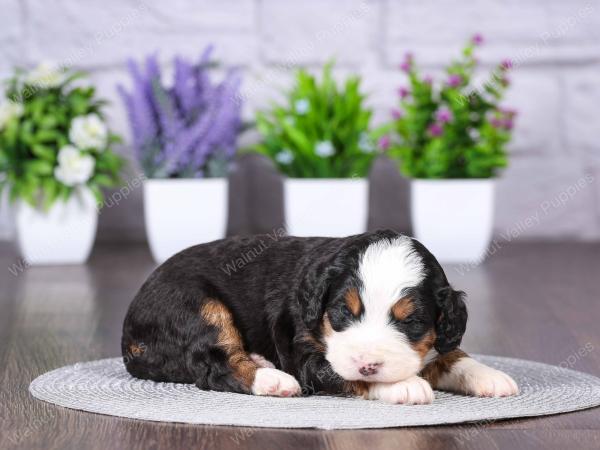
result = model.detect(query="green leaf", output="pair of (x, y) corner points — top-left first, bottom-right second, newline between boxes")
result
(41, 178), (60, 209)
(24, 160), (54, 176)
(88, 184), (104, 206)
(91, 173), (115, 187)
(31, 144), (56, 161)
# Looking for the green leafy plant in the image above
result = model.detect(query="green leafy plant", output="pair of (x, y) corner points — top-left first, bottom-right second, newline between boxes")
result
(0, 63), (124, 209)
(253, 63), (377, 178)
(384, 34), (515, 179)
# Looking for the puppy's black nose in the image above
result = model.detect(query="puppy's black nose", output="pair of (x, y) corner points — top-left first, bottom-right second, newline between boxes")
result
(359, 362), (381, 376)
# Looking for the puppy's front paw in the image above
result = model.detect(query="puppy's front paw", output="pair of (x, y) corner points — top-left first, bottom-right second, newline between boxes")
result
(439, 358), (519, 398)
(369, 376), (435, 405)
(251, 368), (301, 397)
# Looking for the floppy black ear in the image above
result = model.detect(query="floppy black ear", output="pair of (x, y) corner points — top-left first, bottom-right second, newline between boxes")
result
(434, 287), (468, 354)
(297, 259), (339, 331)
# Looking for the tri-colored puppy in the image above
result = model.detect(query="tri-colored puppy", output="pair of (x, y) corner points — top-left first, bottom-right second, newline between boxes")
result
(122, 230), (518, 404)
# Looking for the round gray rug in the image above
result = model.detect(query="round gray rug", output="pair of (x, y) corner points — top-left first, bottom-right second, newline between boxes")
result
(29, 355), (600, 429)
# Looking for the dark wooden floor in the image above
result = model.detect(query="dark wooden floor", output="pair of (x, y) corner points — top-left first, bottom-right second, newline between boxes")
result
(1, 241), (599, 450)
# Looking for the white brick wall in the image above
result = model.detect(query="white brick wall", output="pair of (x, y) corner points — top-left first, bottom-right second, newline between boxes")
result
(1, 0), (599, 241)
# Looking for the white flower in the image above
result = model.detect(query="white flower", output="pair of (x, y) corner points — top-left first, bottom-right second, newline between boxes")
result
(0, 100), (24, 130)
(69, 114), (108, 150)
(358, 132), (375, 154)
(315, 140), (335, 158)
(54, 146), (95, 187)
(284, 116), (295, 126)
(25, 61), (65, 88)
(469, 128), (480, 140)
(294, 98), (310, 115)
(275, 149), (294, 165)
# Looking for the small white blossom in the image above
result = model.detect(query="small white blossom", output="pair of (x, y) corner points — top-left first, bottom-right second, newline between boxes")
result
(0, 100), (24, 130)
(25, 61), (65, 88)
(54, 146), (95, 187)
(469, 128), (480, 140)
(294, 98), (310, 115)
(69, 114), (108, 150)
(275, 149), (294, 165)
(315, 140), (335, 158)
(284, 116), (295, 126)
(358, 132), (375, 154)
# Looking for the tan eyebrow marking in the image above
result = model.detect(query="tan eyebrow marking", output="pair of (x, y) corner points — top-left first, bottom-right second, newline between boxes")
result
(392, 296), (415, 321)
(344, 288), (363, 317)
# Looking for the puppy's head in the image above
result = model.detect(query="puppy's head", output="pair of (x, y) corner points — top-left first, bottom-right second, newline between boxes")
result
(302, 232), (467, 384)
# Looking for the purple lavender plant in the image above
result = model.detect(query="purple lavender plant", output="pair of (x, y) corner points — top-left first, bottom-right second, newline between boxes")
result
(118, 46), (242, 178)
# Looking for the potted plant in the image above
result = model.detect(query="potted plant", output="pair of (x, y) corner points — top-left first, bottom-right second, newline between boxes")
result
(119, 47), (242, 263)
(0, 63), (124, 265)
(253, 63), (378, 237)
(384, 35), (515, 263)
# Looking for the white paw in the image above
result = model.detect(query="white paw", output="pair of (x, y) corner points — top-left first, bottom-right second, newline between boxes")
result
(251, 368), (301, 397)
(369, 376), (435, 405)
(439, 358), (519, 397)
(250, 353), (276, 369)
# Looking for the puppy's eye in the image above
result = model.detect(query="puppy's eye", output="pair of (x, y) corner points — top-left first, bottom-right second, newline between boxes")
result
(402, 315), (417, 325)
(341, 304), (353, 317)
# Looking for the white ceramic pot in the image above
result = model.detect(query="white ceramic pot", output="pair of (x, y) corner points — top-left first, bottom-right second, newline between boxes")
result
(144, 178), (228, 263)
(15, 187), (98, 265)
(284, 178), (368, 237)
(411, 179), (494, 263)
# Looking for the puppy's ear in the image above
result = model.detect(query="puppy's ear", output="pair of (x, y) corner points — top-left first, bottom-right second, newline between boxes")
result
(434, 287), (468, 354)
(297, 234), (370, 331)
(298, 262), (337, 331)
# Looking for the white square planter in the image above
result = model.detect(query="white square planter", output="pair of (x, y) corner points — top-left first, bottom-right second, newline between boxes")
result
(14, 187), (98, 265)
(144, 178), (228, 263)
(284, 178), (368, 237)
(411, 179), (495, 263)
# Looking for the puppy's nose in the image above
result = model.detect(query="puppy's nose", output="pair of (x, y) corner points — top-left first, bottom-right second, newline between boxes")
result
(358, 362), (382, 377)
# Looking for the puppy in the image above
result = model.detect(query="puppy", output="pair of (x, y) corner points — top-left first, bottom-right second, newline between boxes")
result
(122, 230), (518, 404)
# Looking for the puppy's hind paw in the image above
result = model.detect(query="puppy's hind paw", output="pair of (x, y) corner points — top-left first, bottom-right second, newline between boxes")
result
(438, 358), (519, 398)
(251, 368), (301, 397)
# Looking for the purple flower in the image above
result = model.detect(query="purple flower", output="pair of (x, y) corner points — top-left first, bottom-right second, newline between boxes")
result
(435, 107), (453, 123)
(399, 61), (411, 73)
(399, 52), (413, 73)
(423, 75), (433, 85)
(490, 110), (515, 130)
(378, 135), (391, 150)
(118, 46), (242, 178)
(472, 33), (484, 46)
(490, 117), (503, 128)
(501, 59), (513, 70)
(391, 108), (403, 120)
(398, 87), (410, 98)
(446, 74), (462, 88)
(500, 107), (518, 118)
(428, 123), (443, 137)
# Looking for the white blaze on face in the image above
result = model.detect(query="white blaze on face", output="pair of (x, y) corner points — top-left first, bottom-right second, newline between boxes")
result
(324, 237), (426, 383)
